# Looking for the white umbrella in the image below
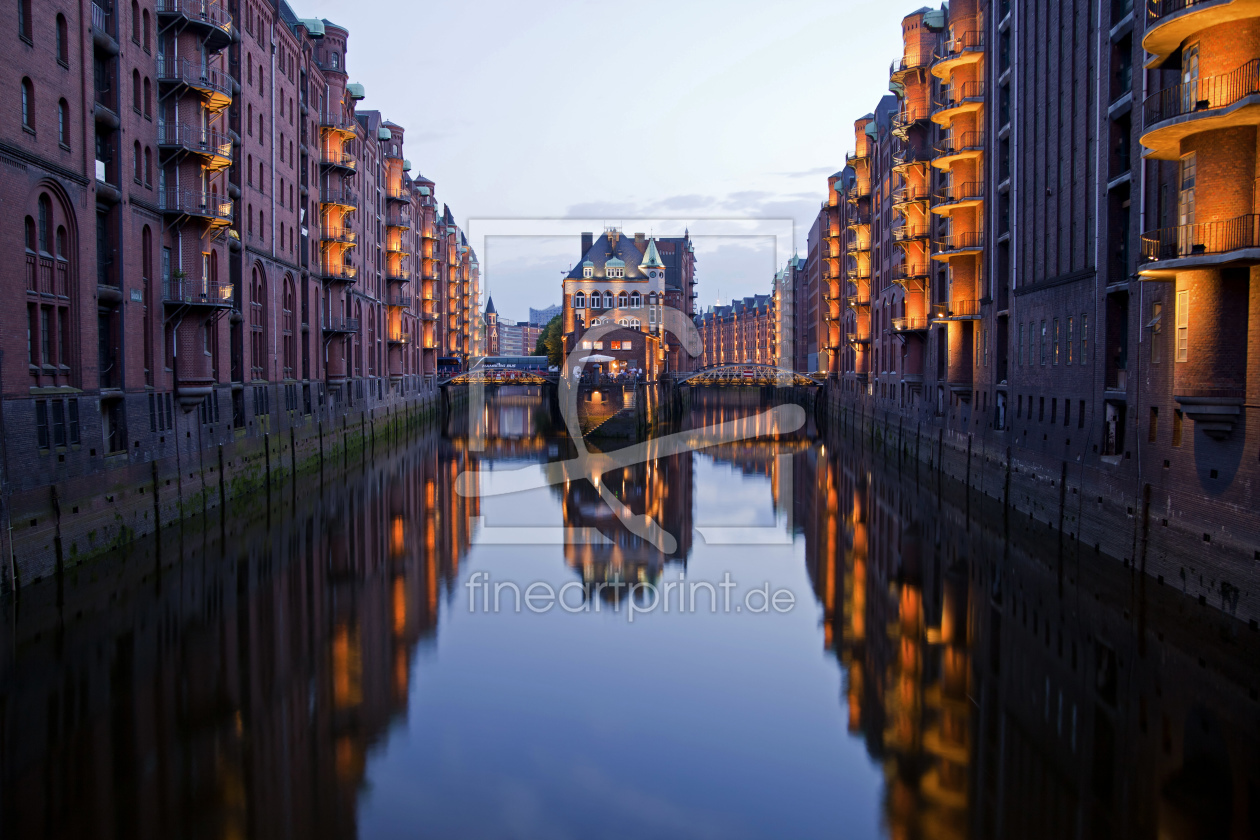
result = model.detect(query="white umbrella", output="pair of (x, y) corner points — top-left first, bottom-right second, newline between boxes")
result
(579, 354), (616, 363)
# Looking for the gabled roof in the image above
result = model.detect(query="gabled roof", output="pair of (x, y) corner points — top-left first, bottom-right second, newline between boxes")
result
(641, 237), (665, 270)
(564, 230), (648, 281)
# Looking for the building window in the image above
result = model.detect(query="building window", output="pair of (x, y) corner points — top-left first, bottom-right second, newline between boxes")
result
(56, 14), (68, 64)
(1017, 322), (1023, 365)
(57, 98), (68, 147)
(18, 0), (32, 41)
(21, 77), (34, 130)
(1080, 314), (1088, 364)
(1150, 301), (1162, 363)
(573, 291), (584, 309)
(630, 291), (641, 308)
(1175, 290), (1188, 362)
(1067, 317), (1074, 364)
(1052, 318), (1060, 365)
(1039, 320), (1047, 364)
(583, 265), (592, 278)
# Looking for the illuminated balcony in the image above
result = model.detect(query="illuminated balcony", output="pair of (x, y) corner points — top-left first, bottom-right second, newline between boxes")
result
(155, 0), (234, 51)
(386, 210), (411, 229)
(892, 109), (930, 139)
(931, 299), (982, 320)
(889, 265), (929, 289)
(386, 266), (411, 283)
(892, 184), (931, 209)
(933, 231), (985, 259)
(930, 30), (984, 80)
(848, 179), (872, 202)
(1143, 0), (1260, 68)
(892, 145), (932, 172)
(319, 261), (358, 284)
(1139, 213), (1260, 276)
(387, 292), (412, 308)
(893, 223), (931, 242)
(388, 331), (412, 346)
(319, 111), (356, 136)
(932, 181), (985, 213)
(156, 122), (232, 170)
(933, 130), (986, 169)
(891, 316), (931, 333)
(846, 294), (871, 308)
(847, 210), (872, 229)
(320, 188), (358, 210)
(320, 225), (357, 246)
(160, 189), (232, 227)
(1140, 58), (1260, 159)
(320, 149), (357, 171)
(155, 57), (233, 111)
(847, 331), (872, 344)
(322, 316), (359, 335)
(890, 52), (931, 83)
(162, 276), (233, 308)
(847, 264), (871, 282)
(932, 81), (984, 126)
(386, 186), (411, 204)
(845, 150), (870, 168)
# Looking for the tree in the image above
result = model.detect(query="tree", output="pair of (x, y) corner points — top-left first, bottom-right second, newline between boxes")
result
(535, 314), (563, 367)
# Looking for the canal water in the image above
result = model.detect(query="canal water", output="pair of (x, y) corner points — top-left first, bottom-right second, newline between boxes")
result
(2, 391), (1257, 839)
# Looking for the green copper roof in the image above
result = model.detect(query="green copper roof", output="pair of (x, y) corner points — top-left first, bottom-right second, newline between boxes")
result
(605, 257), (625, 268)
(377, 126), (392, 140)
(346, 83), (366, 100)
(640, 237), (665, 270)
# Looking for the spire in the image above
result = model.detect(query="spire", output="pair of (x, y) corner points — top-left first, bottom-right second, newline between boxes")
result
(641, 237), (665, 270)
(485, 295), (496, 315)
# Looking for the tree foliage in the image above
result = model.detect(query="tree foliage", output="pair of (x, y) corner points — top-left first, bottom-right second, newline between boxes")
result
(534, 314), (563, 367)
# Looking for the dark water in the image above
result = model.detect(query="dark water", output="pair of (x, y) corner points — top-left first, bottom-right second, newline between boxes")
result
(2, 391), (1257, 840)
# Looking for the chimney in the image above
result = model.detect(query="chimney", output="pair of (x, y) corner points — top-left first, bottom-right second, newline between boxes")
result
(634, 232), (645, 248)
(581, 232), (593, 256)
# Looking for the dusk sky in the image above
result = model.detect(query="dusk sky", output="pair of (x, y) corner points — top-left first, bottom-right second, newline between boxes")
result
(298, 0), (905, 322)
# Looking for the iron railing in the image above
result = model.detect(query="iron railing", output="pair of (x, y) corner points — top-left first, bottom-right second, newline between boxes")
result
(322, 316), (359, 333)
(1140, 214), (1260, 262)
(1146, 0), (1224, 22)
(935, 231), (985, 252)
(936, 130), (985, 156)
(892, 316), (931, 331)
(160, 189), (233, 221)
(319, 188), (358, 208)
(154, 0), (233, 34)
(163, 276), (233, 306)
(935, 181), (985, 205)
(155, 57), (234, 99)
(157, 122), (233, 160)
(1144, 59), (1260, 126)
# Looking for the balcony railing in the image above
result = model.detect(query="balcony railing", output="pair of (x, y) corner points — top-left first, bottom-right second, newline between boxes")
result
(893, 223), (931, 242)
(934, 30), (984, 64)
(318, 111), (355, 132)
(385, 210), (411, 228)
(320, 226), (357, 244)
(163, 276), (233, 306)
(932, 299), (981, 319)
(891, 316), (931, 332)
(388, 331), (412, 345)
(892, 185), (930, 205)
(387, 293), (412, 307)
(386, 186), (410, 203)
(322, 316), (359, 334)
(91, 1), (114, 37)
(1140, 214), (1260, 262)
(319, 149), (357, 170)
(157, 122), (233, 162)
(1146, 0), (1222, 22)
(936, 80), (985, 111)
(845, 151), (869, 167)
(889, 265), (929, 285)
(1144, 59), (1260, 126)
(156, 57), (234, 100)
(935, 181), (985, 205)
(848, 180), (873, 201)
(320, 188), (358, 209)
(386, 267), (411, 282)
(935, 231), (985, 253)
(316, 259), (358, 283)
(890, 53), (931, 77)
(892, 145), (931, 167)
(846, 294), (871, 307)
(155, 0), (233, 43)
(160, 189), (233, 222)
(847, 210), (873, 227)
(936, 130), (986, 157)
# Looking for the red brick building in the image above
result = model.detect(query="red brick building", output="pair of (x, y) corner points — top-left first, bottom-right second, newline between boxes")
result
(814, 0), (1260, 616)
(1, 0), (480, 582)
(699, 293), (777, 368)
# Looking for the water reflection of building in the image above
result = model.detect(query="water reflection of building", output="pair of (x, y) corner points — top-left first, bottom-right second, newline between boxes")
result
(558, 443), (694, 601)
(803, 431), (1260, 840)
(0, 431), (480, 839)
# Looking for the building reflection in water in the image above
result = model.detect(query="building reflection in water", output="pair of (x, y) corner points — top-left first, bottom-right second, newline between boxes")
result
(0, 390), (1256, 840)
(801, 424), (1260, 840)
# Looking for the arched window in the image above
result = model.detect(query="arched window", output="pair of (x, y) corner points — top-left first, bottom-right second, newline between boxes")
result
(133, 141), (142, 182)
(604, 292), (615, 309)
(573, 291), (585, 309)
(631, 318), (640, 329)
(24, 217), (36, 251)
(250, 266), (266, 379)
(619, 318), (629, 327)
(142, 9), (150, 51)
(630, 291), (641, 308)
(132, 69), (141, 112)
(37, 194), (51, 252)
(21, 78), (34, 129)
(144, 147), (152, 186)
(142, 226), (153, 384)
(18, 0), (31, 41)
(617, 291), (628, 309)
(247, 154), (253, 186)
(282, 276), (295, 379)
(131, 0), (139, 42)
(57, 99), (68, 146)
(56, 14), (68, 63)
(143, 78), (151, 118)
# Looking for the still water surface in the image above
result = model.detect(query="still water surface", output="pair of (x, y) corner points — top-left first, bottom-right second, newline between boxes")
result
(2, 392), (1256, 839)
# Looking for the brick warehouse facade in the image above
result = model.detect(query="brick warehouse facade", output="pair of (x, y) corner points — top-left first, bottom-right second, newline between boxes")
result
(0, 0), (483, 587)
(807, 0), (1260, 622)
(698, 293), (777, 369)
